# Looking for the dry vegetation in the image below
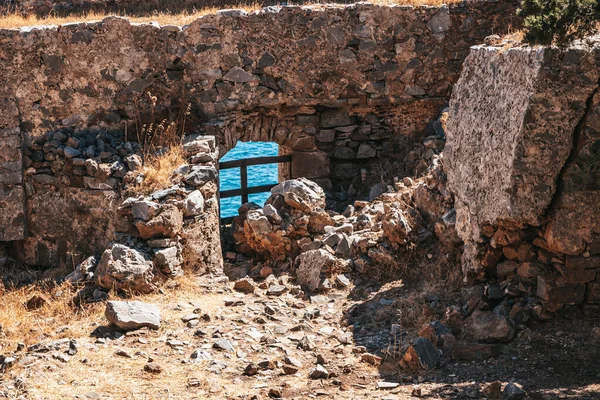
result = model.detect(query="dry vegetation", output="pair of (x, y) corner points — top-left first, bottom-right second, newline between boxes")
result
(0, 0), (462, 29)
(130, 94), (190, 195)
(137, 146), (187, 194)
(0, 275), (228, 399)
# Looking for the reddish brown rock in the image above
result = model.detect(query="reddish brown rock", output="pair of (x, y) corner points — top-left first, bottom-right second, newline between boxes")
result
(537, 275), (585, 305)
(464, 310), (514, 343)
(400, 338), (440, 370)
(25, 295), (49, 311)
(565, 256), (600, 270)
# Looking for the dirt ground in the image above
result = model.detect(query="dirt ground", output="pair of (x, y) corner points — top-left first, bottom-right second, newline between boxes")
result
(0, 265), (598, 400)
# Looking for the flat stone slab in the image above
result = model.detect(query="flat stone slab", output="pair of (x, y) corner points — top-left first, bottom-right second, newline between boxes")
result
(105, 301), (161, 330)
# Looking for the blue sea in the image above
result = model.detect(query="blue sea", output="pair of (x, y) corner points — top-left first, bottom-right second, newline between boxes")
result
(219, 142), (279, 218)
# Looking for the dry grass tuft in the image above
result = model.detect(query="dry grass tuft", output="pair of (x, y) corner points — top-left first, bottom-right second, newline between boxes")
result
(0, 283), (105, 346)
(0, 0), (462, 29)
(136, 145), (187, 194)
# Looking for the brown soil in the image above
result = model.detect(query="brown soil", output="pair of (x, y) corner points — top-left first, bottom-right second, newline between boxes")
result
(0, 267), (598, 399)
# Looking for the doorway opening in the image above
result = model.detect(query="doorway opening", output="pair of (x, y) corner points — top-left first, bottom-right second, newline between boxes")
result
(219, 141), (291, 221)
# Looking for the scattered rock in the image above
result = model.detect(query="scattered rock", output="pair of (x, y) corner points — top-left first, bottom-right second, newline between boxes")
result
(95, 244), (156, 294)
(25, 295), (49, 311)
(309, 364), (329, 379)
(213, 338), (235, 352)
(144, 362), (162, 374)
(465, 310), (515, 343)
(233, 277), (256, 294)
(244, 363), (259, 376)
(295, 249), (338, 291)
(190, 349), (212, 361)
(105, 301), (161, 330)
(503, 382), (526, 400)
(482, 381), (502, 400)
(267, 284), (287, 296)
(361, 353), (382, 366)
(282, 364), (299, 375)
(400, 338), (440, 370)
(377, 381), (400, 390)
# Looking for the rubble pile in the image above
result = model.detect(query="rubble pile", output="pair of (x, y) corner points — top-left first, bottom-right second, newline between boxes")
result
(231, 133), (455, 290)
(66, 135), (222, 299)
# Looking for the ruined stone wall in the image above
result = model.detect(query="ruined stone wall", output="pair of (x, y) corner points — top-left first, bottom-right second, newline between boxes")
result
(0, 2), (518, 267)
(0, 2), (517, 181)
(446, 41), (600, 314)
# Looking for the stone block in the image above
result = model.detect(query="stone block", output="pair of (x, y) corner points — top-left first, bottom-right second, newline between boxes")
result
(446, 45), (599, 241)
(587, 282), (600, 303)
(320, 108), (351, 128)
(557, 269), (596, 285)
(291, 151), (330, 180)
(565, 256), (600, 270)
(0, 186), (25, 241)
(537, 275), (585, 305)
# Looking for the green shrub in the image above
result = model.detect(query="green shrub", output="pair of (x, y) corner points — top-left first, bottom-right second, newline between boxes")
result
(518, 0), (600, 46)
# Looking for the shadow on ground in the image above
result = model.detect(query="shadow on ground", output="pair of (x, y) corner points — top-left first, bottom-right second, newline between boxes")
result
(344, 283), (600, 399)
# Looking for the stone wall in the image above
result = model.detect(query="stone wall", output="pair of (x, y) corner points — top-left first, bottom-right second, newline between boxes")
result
(0, 2), (518, 189)
(0, 2), (519, 267)
(445, 40), (600, 314)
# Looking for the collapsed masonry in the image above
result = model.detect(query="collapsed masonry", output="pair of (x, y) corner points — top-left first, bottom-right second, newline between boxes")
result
(230, 127), (455, 285)
(446, 40), (600, 315)
(0, 1), (596, 319)
(0, 2), (597, 372)
(232, 38), (600, 324)
(67, 134), (222, 300)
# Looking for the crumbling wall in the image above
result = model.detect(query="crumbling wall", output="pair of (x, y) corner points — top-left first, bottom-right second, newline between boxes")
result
(0, 100), (25, 242)
(446, 41), (600, 314)
(0, 2), (518, 267)
(0, 2), (517, 189)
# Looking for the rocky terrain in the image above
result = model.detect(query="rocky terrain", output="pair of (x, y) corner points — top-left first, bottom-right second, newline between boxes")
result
(0, 272), (598, 399)
(0, 1), (599, 399)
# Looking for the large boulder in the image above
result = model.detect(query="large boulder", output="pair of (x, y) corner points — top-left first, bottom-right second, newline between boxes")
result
(295, 249), (338, 291)
(95, 244), (156, 294)
(445, 44), (600, 279)
(271, 178), (326, 213)
(105, 301), (161, 330)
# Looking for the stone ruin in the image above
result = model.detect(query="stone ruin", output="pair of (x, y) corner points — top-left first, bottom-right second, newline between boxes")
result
(446, 41), (600, 316)
(0, 0), (598, 351)
(0, 1), (518, 267)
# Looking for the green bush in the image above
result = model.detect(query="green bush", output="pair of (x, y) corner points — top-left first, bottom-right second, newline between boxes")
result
(517, 0), (600, 46)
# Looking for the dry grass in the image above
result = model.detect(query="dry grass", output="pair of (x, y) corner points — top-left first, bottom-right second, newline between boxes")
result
(0, 274), (230, 399)
(0, 283), (104, 346)
(0, 7), (257, 29)
(0, 0), (462, 29)
(136, 145), (187, 194)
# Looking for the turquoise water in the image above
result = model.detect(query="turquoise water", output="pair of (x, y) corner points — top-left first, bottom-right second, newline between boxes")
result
(219, 142), (279, 218)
